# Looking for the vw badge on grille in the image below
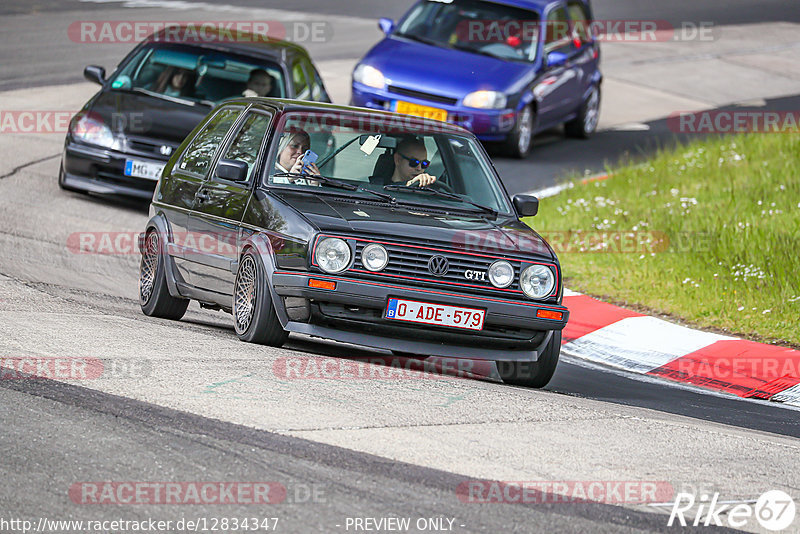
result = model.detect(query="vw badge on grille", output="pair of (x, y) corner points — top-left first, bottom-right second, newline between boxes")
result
(428, 255), (449, 276)
(159, 145), (173, 156)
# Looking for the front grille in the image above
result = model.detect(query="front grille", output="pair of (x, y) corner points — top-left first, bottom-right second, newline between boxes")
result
(387, 86), (458, 106)
(352, 239), (528, 297)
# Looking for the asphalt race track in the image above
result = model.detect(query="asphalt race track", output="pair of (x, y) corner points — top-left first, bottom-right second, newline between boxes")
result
(1, 1), (799, 533)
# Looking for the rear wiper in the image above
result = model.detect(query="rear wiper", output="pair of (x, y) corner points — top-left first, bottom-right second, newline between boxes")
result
(383, 184), (498, 215)
(273, 172), (397, 204)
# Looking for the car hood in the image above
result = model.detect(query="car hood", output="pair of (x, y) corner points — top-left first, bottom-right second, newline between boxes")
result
(87, 89), (212, 146)
(272, 191), (554, 260)
(362, 37), (532, 98)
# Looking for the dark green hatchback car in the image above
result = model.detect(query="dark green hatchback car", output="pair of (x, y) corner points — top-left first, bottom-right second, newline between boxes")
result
(138, 99), (569, 387)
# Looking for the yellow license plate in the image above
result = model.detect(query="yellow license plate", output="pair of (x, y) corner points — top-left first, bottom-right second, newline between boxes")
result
(394, 100), (448, 122)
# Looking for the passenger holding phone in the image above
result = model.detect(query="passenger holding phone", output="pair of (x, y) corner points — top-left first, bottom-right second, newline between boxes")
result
(272, 130), (321, 185)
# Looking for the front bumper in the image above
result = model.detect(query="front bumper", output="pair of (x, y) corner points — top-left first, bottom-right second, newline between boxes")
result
(60, 140), (164, 200)
(272, 271), (568, 362)
(351, 82), (516, 141)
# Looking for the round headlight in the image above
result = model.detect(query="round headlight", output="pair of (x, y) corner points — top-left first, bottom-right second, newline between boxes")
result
(361, 243), (389, 272)
(520, 264), (555, 299)
(488, 260), (514, 288)
(315, 237), (351, 274)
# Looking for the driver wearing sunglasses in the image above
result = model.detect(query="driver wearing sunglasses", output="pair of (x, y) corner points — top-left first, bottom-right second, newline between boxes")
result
(391, 138), (438, 187)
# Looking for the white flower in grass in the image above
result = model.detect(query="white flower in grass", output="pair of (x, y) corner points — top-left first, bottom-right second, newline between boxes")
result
(737, 306), (745, 311)
(762, 309), (771, 314)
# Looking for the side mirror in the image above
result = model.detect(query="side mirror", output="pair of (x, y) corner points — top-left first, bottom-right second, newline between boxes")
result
(546, 51), (568, 68)
(84, 65), (106, 85)
(215, 159), (249, 182)
(513, 194), (539, 217)
(378, 18), (395, 35)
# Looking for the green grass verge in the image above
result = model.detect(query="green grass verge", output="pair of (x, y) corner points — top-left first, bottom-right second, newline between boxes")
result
(524, 133), (800, 345)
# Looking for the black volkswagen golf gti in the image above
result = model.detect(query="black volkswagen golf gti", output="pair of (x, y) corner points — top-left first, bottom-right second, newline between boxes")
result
(138, 99), (569, 387)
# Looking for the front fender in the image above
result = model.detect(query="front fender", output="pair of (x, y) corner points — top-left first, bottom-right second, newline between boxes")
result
(141, 214), (183, 299)
(240, 233), (291, 327)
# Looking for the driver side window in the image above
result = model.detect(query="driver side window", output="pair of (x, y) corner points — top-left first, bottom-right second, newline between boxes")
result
(217, 111), (272, 183)
(178, 107), (241, 177)
(545, 6), (574, 55)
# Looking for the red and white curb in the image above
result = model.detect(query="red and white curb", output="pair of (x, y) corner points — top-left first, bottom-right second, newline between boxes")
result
(560, 289), (800, 406)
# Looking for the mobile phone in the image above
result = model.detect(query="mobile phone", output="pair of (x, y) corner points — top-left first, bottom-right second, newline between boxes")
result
(300, 150), (318, 174)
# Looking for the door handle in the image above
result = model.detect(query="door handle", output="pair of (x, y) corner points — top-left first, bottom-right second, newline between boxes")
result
(195, 191), (211, 202)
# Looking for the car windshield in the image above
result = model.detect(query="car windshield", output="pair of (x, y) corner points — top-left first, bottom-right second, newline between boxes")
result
(395, 0), (541, 62)
(108, 44), (285, 104)
(268, 111), (513, 215)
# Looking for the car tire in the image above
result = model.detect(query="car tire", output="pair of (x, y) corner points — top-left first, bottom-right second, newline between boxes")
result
(496, 330), (561, 388)
(139, 229), (190, 320)
(565, 86), (600, 139)
(233, 248), (288, 347)
(503, 105), (535, 159)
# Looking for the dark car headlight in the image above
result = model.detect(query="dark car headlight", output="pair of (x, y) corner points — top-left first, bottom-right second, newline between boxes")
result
(70, 114), (119, 150)
(520, 264), (555, 299)
(315, 237), (351, 274)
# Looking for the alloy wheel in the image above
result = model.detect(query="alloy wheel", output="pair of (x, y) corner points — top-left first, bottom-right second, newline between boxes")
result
(139, 232), (159, 305)
(234, 254), (258, 333)
(517, 106), (533, 154)
(583, 88), (600, 134)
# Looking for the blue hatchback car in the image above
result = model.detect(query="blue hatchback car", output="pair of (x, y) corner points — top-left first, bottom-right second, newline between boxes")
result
(351, 0), (601, 158)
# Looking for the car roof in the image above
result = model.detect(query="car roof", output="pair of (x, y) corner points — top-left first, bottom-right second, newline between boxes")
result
(144, 26), (309, 61)
(229, 98), (473, 135)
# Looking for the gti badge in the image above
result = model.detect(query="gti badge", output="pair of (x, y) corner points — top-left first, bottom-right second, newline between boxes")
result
(464, 270), (486, 281)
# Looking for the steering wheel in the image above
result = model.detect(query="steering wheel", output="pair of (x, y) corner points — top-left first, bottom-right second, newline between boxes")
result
(430, 169), (455, 194)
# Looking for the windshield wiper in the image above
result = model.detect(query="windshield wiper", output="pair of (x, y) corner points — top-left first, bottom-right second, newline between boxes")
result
(395, 32), (441, 47)
(127, 87), (198, 106)
(383, 184), (498, 215)
(273, 172), (397, 204)
(450, 43), (503, 61)
(274, 172), (356, 190)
